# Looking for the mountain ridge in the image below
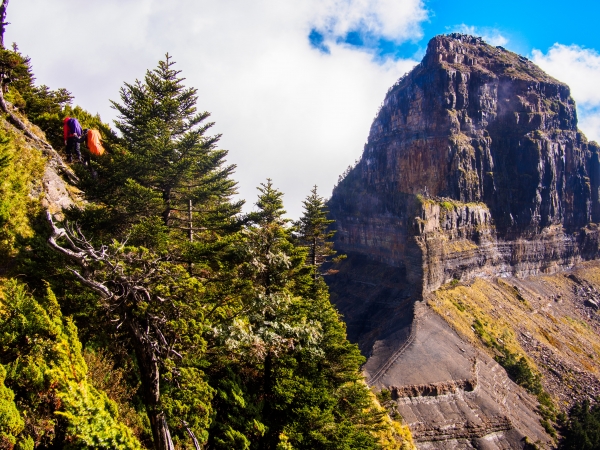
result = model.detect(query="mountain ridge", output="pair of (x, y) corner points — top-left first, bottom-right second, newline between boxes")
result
(327, 34), (600, 449)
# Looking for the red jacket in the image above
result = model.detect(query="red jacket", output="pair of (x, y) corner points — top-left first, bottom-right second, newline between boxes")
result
(63, 117), (71, 141)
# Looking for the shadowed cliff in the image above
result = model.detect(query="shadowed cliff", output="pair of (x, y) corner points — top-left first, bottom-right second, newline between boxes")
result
(326, 34), (600, 449)
(329, 33), (600, 300)
(333, 33), (600, 234)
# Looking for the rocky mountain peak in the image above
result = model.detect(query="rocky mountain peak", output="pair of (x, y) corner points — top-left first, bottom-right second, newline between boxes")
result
(326, 35), (600, 447)
(354, 34), (597, 237)
(424, 33), (561, 85)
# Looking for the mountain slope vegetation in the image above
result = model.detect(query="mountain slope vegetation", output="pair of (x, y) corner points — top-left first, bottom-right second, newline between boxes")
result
(0, 39), (414, 450)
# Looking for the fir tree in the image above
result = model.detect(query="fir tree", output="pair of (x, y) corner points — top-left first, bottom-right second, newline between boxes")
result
(245, 179), (307, 296)
(296, 185), (341, 279)
(559, 399), (600, 450)
(0, 43), (75, 150)
(207, 181), (394, 450)
(45, 56), (245, 450)
(30, 53), (411, 450)
(99, 54), (243, 247)
(47, 219), (215, 450)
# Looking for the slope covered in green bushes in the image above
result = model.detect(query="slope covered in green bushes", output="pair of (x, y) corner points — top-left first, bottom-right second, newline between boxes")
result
(0, 43), (414, 450)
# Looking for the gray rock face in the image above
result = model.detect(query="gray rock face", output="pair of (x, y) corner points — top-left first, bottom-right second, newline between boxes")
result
(329, 34), (600, 294)
(15, 118), (81, 217)
(368, 303), (550, 448)
(356, 33), (600, 235)
(327, 34), (600, 448)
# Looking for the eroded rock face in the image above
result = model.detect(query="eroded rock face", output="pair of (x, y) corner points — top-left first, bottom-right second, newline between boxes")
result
(329, 34), (600, 294)
(358, 34), (599, 232)
(386, 304), (549, 448)
(327, 34), (600, 448)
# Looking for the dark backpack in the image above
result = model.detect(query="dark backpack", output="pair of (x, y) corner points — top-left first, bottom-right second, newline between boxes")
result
(67, 117), (83, 136)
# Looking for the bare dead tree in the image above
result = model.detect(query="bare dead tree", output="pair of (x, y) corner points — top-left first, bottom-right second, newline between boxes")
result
(46, 211), (203, 450)
(0, 0), (9, 49)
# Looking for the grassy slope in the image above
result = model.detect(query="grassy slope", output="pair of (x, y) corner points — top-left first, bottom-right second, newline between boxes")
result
(428, 262), (600, 412)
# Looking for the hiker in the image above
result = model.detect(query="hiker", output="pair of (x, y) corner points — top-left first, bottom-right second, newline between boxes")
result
(79, 128), (106, 179)
(79, 128), (90, 166)
(80, 128), (106, 162)
(63, 116), (83, 163)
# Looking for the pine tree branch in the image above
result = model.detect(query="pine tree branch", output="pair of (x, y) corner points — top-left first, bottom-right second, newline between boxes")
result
(168, 225), (207, 231)
(67, 267), (112, 299)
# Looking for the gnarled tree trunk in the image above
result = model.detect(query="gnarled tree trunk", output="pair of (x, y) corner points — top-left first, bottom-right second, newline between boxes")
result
(129, 318), (174, 450)
(46, 214), (175, 450)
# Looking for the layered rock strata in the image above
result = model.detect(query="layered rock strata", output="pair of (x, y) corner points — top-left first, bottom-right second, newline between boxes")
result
(330, 33), (600, 295)
(389, 304), (548, 448)
(327, 34), (600, 448)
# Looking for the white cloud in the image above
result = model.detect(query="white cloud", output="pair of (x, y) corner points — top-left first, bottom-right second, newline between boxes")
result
(452, 24), (508, 47)
(531, 44), (600, 142)
(312, 0), (428, 43)
(578, 110), (600, 144)
(7, 0), (423, 218)
(531, 44), (600, 107)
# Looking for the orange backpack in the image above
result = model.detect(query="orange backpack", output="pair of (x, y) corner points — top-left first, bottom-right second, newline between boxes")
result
(87, 129), (105, 156)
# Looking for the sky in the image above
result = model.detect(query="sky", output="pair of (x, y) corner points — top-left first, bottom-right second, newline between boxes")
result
(7, 0), (600, 219)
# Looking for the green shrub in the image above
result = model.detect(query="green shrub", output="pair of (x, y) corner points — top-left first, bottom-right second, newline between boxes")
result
(559, 399), (600, 449)
(0, 279), (142, 448)
(0, 125), (44, 258)
(472, 319), (558, 437)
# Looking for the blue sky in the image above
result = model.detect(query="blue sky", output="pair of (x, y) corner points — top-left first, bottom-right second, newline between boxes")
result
(309, 0), (600, 60)
(7, 0), (600, 218)
(422, 0), (599, 57)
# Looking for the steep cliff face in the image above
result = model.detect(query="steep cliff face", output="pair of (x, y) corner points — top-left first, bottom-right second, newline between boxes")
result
(358, 34), (599, 233)
(330, 33), (600, 293)
(327, 34), (600, 449)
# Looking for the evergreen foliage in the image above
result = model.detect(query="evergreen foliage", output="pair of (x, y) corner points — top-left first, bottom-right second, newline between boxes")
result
(296, 185), (343, 279)
(83, 349), (147, 439)
(0, 124), (44, 259)
(0, 365), (23, 448)
(0, 279), (142, 448)
(0, 45), (74, 150)
(206, 181), (398, 449)
(0, 44), (412, 449)
(78, 54), (242, 251)
(45, 228), (216, 448)
(559, 399), (600, 450)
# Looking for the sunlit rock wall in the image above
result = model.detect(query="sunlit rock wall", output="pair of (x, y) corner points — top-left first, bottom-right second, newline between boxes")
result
(329, 33), (600, 294)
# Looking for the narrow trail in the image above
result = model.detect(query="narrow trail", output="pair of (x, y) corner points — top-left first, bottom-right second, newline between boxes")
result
(0, 88), (79, 185)
(368, 317), (418, 385)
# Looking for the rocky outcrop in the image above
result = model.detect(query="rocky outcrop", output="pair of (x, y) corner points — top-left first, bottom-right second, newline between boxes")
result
(327, 34), (600, 448)
(414, 199), (600, 292)
(363, 34), (599, 233)
(373, 302), (551, 448)
(0, 106), (81, 217)
(330, 33), (600, 294)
